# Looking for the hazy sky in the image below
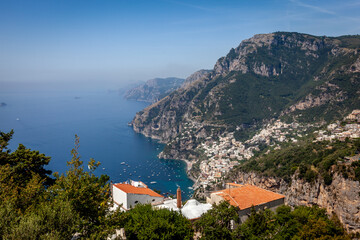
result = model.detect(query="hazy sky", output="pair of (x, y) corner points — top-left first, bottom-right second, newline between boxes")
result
(1, 0), (360, 90)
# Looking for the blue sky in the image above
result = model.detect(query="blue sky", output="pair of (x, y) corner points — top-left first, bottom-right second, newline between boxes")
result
(1, 0), (360, 90)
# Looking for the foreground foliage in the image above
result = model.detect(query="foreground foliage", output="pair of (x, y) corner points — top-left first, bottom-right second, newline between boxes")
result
(234, 205), (349, 240)
(195, 201), (239, 239)
(0, 130), (352, 239)
(195, 202), (350, 240)
(122, 204), (193, 240)
(0, 131), (110, 239)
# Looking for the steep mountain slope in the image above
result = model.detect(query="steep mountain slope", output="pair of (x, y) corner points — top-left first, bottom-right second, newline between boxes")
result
(124, 77), (184, 103)
(181, 69), (212, 88)
(131, 32), (360, 160)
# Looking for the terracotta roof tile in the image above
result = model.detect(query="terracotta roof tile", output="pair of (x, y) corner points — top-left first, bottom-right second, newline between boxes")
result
(114, 183), (164, 198)
(213, 184), (285, 210)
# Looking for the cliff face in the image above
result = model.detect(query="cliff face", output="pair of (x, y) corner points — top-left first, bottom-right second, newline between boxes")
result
(124, 77), (184, 103)
(131, 32), (360, 160)
(231, 171), (360, 233)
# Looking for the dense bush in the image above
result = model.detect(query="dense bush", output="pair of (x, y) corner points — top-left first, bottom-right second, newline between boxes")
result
(123, 204), (193, 240)
(233, 205), (349, 240)
(194, 202), (349, 240)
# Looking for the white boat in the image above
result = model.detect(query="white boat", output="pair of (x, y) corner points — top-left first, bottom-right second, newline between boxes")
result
(150, 181), (157, 184)
(120, 162), (125, 165)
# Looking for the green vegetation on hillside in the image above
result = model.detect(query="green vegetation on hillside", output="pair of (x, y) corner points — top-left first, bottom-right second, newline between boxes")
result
(192, 32), (358, 128)
(231, 138), (360, 184)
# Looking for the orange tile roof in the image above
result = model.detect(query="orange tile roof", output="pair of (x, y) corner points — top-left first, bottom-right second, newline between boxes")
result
(114, 183), (164, 198)
(213, 184), (285, 210)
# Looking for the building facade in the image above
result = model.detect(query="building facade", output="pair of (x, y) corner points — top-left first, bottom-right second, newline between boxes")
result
(112, 180), (164, 211)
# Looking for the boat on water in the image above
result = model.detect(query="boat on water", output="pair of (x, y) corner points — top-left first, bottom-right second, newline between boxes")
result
(120, 162), (125, 165)
(150, 181), (157, 184)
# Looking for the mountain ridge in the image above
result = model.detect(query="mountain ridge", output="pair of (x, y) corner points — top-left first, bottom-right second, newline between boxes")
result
(124, 77), (185, 103)
(131, 32), (360, 146)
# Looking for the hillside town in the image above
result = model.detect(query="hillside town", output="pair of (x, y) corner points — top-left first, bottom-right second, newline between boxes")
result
(196, 120), (311, 187)
(315, 110), (360, 141)
(195, 110), (360, 189)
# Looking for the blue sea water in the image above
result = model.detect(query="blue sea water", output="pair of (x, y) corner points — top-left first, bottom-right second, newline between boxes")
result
(0, 90), (194, 199)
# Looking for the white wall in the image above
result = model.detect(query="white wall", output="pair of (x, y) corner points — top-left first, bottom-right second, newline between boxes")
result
(112, 185), (164, 210)
(112, 186), (128, 210)
(127, 193), (163, 209)
(207, 192), (224, 205)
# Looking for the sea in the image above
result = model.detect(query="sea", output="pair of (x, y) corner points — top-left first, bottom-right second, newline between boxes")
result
(0, 89), (194, 199)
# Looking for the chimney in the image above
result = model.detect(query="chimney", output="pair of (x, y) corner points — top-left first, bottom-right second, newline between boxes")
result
(177, 187), (182, 209)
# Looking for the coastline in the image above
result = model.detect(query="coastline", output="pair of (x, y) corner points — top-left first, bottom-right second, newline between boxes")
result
(183, 159), (193, 172)
(131, 118), (197, 192)
(182, 158), (198, 187)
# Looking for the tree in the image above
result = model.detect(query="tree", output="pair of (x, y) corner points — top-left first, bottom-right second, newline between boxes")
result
(195, 201), (239, 239)
(233, 207), (277, 240)
(3, 200), (78, 240)
(0, 129), (13, 153)
(0, 130), (51, 213)
(9, 144), (53, 186)
(232, 205), (350, 240)
(0, 130), (53, 186)
(122, 204), (193, 240)
(49, 135), (110, 236)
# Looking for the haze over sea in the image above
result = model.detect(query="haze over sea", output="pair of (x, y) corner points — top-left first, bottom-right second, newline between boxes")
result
(0, 89), (194, 199)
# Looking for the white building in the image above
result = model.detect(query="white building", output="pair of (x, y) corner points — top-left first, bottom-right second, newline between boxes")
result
(112, 180), (164, 211)
(155, 187), (212, 221)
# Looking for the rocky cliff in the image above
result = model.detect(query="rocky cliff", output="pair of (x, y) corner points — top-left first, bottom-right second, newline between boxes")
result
(227, 171), (360, 234)
(124, 77), (184, 103)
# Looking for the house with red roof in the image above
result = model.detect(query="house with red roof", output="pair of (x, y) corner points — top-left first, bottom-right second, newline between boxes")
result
(207, 183), (285, 222)
(111, 180), (164, 211)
